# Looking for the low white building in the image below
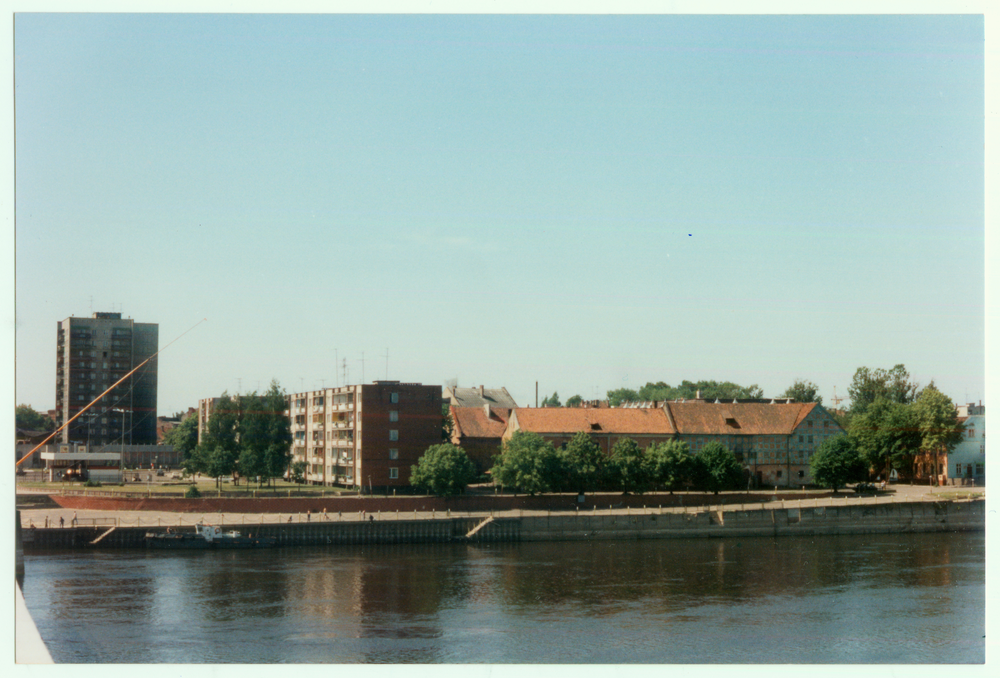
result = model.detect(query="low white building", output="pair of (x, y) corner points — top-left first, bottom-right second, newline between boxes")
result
(39, 444), (122, 483)
(949, 412), (985, 485)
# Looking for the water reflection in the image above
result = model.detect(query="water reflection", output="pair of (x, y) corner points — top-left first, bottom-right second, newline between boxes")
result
(21, 532), (984, 663)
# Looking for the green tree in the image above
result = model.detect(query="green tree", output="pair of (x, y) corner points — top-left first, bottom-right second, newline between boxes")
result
(541, 392), (562, 407)
(913, 383), (965, 479)
(410, 444), (478, 497)
(491, 431), (561, 495)
(810, 434), (865, 492)
(442, 403), (455, 441)
(607, 437), (652, 494)
(646, 440), (693, 493)
(693, 442), (744, 494)
(847, 364), (919, 415)
(236, 381), (293, 489)
(162, 412), (198, 461)
(607, 388), (640, 407)
(849, 397), (921, 480)
(780, 379), (823, 405)
(565, 394), (584, 408)
(15, 404), (55, 432)
(558, 431), (605, 494)
(290, 460), (307, 484)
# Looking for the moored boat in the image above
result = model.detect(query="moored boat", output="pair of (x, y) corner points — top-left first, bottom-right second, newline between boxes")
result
(145, 524), (276, 549)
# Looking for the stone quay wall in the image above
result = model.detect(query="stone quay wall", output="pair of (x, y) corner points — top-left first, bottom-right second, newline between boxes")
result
(21, 500), (984, 551)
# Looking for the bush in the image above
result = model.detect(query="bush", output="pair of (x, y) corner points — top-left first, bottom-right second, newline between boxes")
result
(185, 486), (202, 498)
(83, 479), (102, 487)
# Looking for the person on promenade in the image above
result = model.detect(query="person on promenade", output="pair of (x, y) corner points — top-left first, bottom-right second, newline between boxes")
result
(59, 516), (64, 528)
(72, 511), (77, 527)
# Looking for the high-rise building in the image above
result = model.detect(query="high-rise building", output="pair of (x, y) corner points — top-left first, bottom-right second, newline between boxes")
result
(54, 312), (158, 447)
(286, 381), (442, 490)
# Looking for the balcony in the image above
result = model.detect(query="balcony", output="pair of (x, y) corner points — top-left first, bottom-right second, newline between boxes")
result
(311, 422), (325, 430)
(332, 403), (355, 412)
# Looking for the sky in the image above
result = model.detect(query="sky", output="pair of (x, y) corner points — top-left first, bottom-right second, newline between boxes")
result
(8, 8), (989, 417)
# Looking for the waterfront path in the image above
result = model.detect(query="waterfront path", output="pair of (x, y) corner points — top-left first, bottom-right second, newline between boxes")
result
(17, 482), (981, 530)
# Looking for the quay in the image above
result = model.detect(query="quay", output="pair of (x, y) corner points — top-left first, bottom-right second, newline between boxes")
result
(18, 496), (985, 551)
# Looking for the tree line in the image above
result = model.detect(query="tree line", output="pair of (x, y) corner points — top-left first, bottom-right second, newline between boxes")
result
(411, 431), (745, 497)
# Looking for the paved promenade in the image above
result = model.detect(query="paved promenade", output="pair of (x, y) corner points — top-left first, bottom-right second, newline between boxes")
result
(17, 482), (980, 530)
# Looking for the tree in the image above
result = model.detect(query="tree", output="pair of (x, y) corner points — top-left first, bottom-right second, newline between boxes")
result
(559, 431), (605, 494)
(442, 403), (454, 441)
(490, 431), (562, 495)
(607, 388), (640, 407)
(410, 444), (478, 497)
(607, 438), (652, 494)
(913, 383), (965, 480)
(780, 379), (823, 405)
(565, 395), (583, 408)
(849, 397), (921, 480)
(847, 364), (919, 415)
(541, 392), (562, 407)
(162, 412), (198, 461)
(16, 404), (55, 432)
(810, 435), (865, 493)
(236, 381), (293, 489)
(290, 460), (307, 484)
(646, 440), (693, 493)
(693, 442), (744, 494)
(609, 380), (764, 405)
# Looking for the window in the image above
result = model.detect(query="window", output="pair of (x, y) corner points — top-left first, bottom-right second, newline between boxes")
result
(389, 468), (399, 479)
(823, 421), (829, 428)
(807, 435), (813, 444)
(390, 392), (399, 404)
(807, 420), (813, 427)
(389, 430), (398, 441)
(955, 463), (962, 476)
(798, 435), (804, 443)
(389, 410), (399, 422)
(777, 470), (783, 478)
(389, 449), (399, 460)
(798, 470), (805, 478)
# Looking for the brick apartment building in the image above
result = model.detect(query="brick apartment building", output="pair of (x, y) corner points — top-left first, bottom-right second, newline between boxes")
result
(287, 381), (442, 491)
(54, 312), (158, 447)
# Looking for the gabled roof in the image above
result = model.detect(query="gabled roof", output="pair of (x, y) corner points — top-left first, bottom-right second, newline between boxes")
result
(446, 386), (518, 409)
(451, 406), (511, 439)
(664, 401), (821, 436)
(510, 407), (676, 435)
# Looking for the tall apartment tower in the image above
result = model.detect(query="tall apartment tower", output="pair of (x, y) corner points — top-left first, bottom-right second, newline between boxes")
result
(287, 381), (442, 490)
(55, 312), (159, 447)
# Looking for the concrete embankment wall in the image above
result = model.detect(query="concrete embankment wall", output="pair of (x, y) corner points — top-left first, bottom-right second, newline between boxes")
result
(517, 500), (985, 541)
(21, 500), (983, 551)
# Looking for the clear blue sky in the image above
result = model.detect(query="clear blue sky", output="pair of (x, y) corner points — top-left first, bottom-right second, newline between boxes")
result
(11, 12), (986, 415)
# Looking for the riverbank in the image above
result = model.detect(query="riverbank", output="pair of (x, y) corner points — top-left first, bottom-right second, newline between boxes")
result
(19, 497), (985, 550)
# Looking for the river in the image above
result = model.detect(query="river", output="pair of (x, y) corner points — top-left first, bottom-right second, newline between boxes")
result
(19, 531), (984, 663)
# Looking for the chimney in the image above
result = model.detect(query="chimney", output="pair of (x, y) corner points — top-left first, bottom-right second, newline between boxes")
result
(696, 390), (701, 399)
(479, 385), (484, 397)
(484, 403), (491, 418)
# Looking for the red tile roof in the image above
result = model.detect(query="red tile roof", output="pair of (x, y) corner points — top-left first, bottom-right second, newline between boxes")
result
(665, 402), (820, 436)
(451, 406), (511, 440)
(510, 407), (676, 435)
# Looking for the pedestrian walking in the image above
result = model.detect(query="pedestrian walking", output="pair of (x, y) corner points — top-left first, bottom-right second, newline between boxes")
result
(307, 510), (311, 522)
(59, 516), (64, 528)
(72, 511), (77, 527)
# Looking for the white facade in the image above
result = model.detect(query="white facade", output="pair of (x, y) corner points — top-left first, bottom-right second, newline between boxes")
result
(949, 413), (985, 484)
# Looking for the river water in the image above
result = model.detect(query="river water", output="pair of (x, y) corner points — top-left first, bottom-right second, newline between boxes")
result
(20, 531), (984, 664)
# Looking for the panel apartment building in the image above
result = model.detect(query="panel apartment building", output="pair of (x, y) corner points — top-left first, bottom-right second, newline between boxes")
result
(287, 381), (441, 491)
(55, 312), (158, 447)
